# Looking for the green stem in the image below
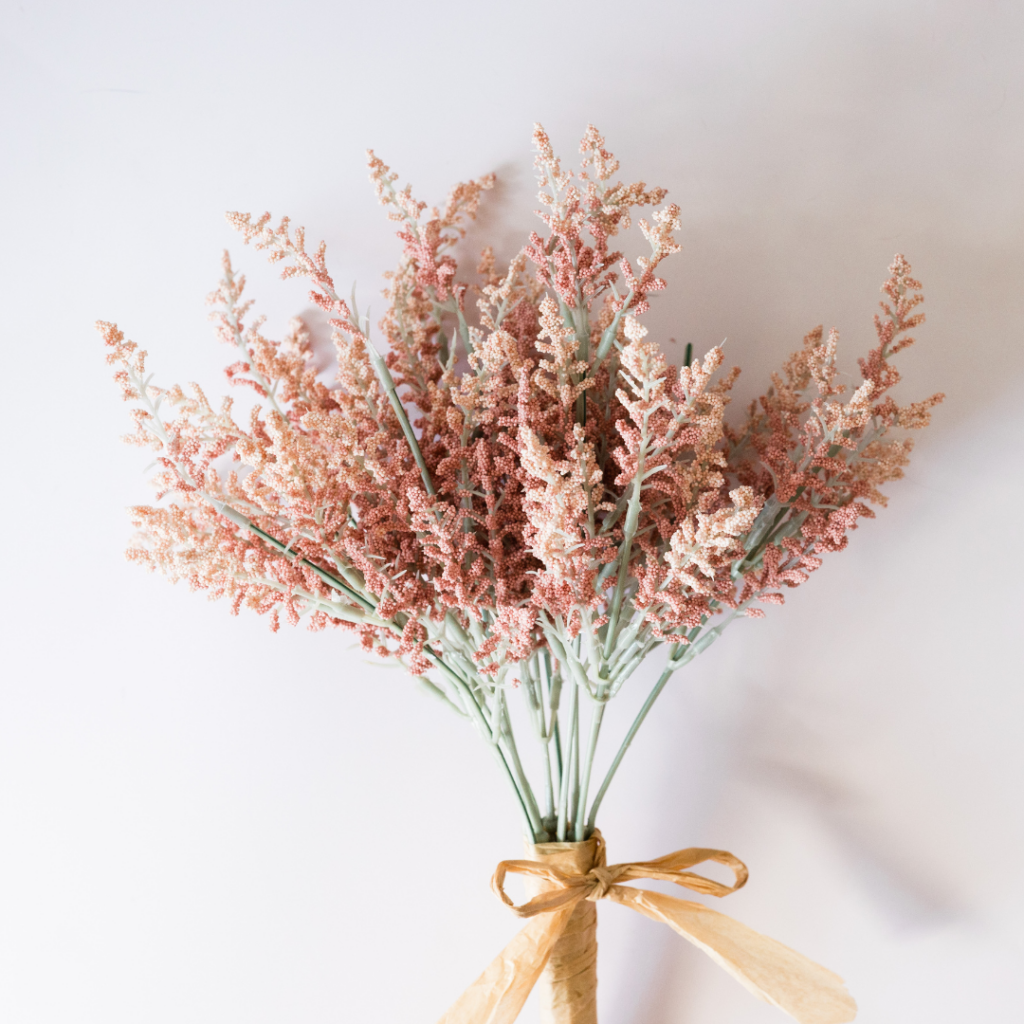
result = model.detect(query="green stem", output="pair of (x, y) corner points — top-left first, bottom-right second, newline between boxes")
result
(366, 345), (436, 497)
(545, 626), (592, 699)
(544, 652), (563, 792)
(603, 439), (648, 659)
(415, 676), (467, 717)
(575, 699), (605, 841)
(534, 656), (556, 824)
(570, 685), (581, 833)
(556, 684), (579, 842)
(573, 304), (590, 427)
(586, 643), (684, 832)
(552, 717), (563, 795)
(208, 499), (375, 611)
(425, 656), (536, 841)
(500, 695), (547, 840)
(541, 740), (555, 827)
(593, 298), (631, 366)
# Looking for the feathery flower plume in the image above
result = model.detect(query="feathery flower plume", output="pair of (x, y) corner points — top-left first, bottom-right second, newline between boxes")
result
(101, 126), (942, 843)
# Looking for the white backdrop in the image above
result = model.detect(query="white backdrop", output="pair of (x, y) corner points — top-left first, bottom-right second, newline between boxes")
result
(2, 1), (1022, 1022)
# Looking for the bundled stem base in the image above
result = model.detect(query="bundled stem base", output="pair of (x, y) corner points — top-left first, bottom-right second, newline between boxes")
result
(526, 834), (603, 1023)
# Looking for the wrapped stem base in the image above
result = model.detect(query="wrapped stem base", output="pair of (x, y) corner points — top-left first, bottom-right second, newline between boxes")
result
(526, 833), (603, 1024)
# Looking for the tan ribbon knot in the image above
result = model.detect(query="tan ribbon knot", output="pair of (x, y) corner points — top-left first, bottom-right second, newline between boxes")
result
(584, 865), (622, 901)
(491, 842), (748, 918)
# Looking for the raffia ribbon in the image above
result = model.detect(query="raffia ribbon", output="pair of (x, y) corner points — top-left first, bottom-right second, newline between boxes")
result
(437, 831), (857, 1024)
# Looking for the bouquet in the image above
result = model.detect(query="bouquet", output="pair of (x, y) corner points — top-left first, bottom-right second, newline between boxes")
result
(100, 124), (942, 1023)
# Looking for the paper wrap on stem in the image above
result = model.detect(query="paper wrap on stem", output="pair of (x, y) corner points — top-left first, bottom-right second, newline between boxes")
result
(438, 832), (856, 1024)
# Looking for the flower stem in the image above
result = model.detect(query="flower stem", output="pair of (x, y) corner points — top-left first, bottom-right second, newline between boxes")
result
(585, 643), (684, 832)
(500, 695), (547, 840)
(575, 698), (605, 841)
(535, 656), (556, 824)
(556, 684), (579, 841)
(544, 652), (563, 792)
(603, 436), (648, 658)
(366, 345), (436, 497)
(570, 685), (581, 831)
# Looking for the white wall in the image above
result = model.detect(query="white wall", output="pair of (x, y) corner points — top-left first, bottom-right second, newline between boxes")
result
(1, 1), (1021, 1021)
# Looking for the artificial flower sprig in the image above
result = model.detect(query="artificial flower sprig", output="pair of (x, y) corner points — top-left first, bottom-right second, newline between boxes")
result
(100, 125), (942, 843)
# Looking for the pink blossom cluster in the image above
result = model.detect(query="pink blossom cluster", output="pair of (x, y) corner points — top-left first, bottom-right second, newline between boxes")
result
(100, 125), (941, 840)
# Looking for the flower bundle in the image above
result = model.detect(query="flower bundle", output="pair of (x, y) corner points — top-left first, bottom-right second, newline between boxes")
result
(101, 125), (941, 1024)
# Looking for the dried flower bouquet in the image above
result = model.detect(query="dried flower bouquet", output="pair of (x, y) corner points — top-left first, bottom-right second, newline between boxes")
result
(101, 125), (941, 1024)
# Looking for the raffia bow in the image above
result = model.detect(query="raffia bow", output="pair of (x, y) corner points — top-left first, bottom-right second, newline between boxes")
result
(438, 832), (856, 1024)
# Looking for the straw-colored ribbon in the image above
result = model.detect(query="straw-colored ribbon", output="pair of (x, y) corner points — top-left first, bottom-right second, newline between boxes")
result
(438, 833), (856, 1024)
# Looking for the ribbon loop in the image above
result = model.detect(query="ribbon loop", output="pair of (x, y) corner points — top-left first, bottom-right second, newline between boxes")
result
(491, 859), (592, 918)
(615, 846), (749, 897)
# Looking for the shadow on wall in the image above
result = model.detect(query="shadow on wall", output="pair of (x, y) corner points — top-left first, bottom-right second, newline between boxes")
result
(621, 379), (1024, 1022)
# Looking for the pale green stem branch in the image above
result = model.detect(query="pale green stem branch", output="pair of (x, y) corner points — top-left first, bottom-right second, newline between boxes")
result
(556, 684), (579, 842)
(603, 441), (647, 658)
(586, 642), (685, 832)
(499, 696), (547, 840)
(365, 345), (436, 497)
(575, 699), (606, 841)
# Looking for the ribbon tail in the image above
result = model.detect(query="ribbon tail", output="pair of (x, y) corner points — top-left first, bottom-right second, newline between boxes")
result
(436, 906), (574, 1024)
(608, 887), (857, 1024)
